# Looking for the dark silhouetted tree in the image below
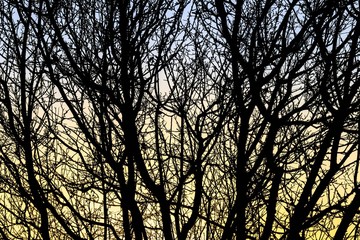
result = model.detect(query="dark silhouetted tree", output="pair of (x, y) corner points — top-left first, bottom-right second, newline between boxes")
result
(0, 0), (360, 239)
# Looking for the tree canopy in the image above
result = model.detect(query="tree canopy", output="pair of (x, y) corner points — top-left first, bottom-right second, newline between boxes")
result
(0, 0), (360, 239)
